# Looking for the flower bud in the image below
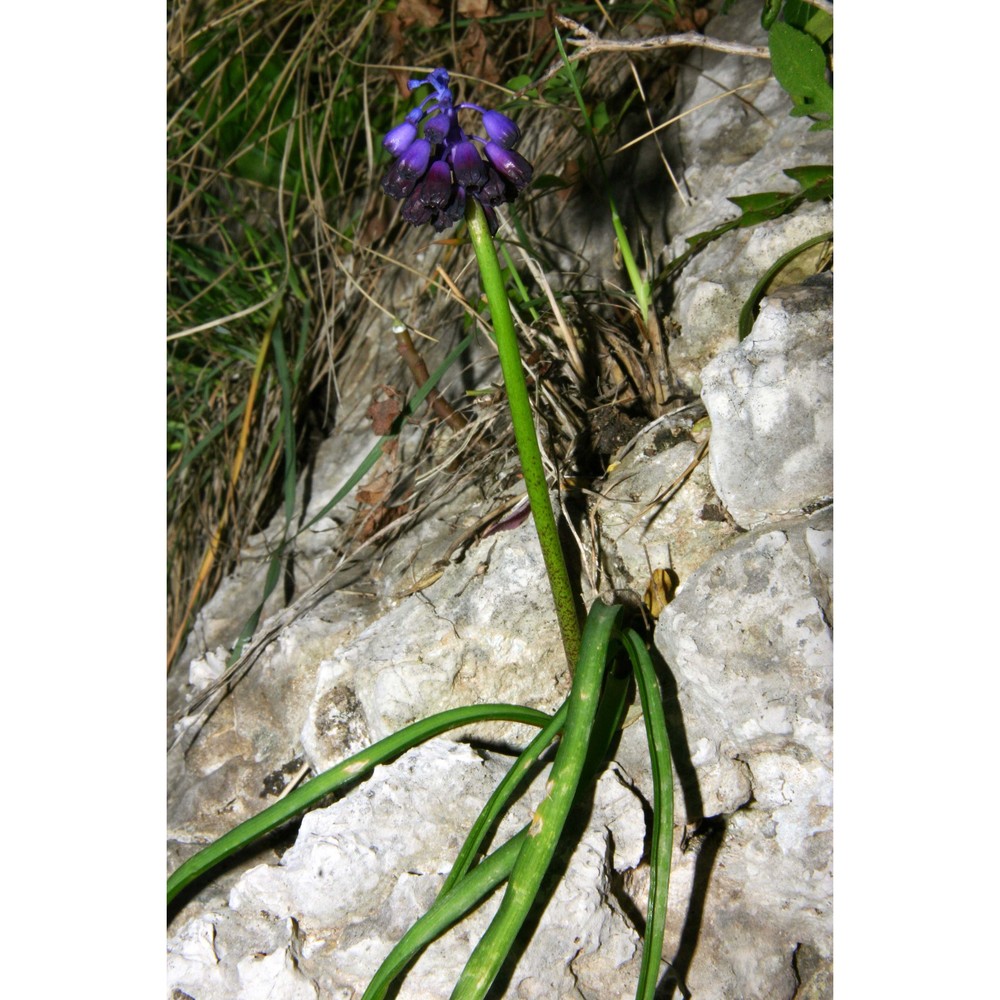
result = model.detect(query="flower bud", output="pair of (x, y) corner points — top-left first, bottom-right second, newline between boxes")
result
(396, 137), (432, 179)
(382, 120), (417, 157)
(422, 113), (451, 144)
(481, 109), (521, 150)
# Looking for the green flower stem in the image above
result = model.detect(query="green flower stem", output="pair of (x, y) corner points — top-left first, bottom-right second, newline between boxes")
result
(464, 196), (581, 669)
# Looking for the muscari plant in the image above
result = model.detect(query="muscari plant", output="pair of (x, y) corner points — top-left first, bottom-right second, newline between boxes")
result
(168, 68), (675, 1000)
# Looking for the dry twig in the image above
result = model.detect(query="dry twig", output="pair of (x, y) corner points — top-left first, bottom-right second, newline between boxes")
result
(532, 14), (770, 90)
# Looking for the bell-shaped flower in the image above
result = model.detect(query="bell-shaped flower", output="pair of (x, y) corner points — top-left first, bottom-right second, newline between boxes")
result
(401, 189), (434, 227)
(450, 140), (487, 187)
(419, 160), (454, 209)
(382, 158), (420, 199)
(444, 184), (466, 224)
(476, 166), (513, 207)
(483, 142), (532, 190)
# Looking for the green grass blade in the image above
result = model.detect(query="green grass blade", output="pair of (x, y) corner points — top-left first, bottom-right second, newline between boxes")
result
(552, 28), (650, 319)
(738, 229), (832, 340)
(167, 703), (553, 907)
(621, 627), (674, 1000)
(450, 600), (623, 999)
(268, 302), (298, 522)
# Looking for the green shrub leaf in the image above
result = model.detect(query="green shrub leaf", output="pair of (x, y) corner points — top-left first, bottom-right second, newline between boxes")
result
(768, 21), (833, 128)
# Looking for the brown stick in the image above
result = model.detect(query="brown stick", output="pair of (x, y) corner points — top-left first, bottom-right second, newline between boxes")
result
(394, 326), (469, 433)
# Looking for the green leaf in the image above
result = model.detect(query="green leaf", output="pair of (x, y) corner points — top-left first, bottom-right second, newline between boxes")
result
(761, 0), (783, 30)
(783, 164), (833, 200)
(804, 9), (834, 46)
(450, 602), (624, 998)
(591, 100), (610, 133)
(727, 191), (789, 214)
(769, 22), (827, 98)
(782, 0), (815, 30)
(664, 164), (832, 284)
(738, 229), (832, 340)
(727, 191), (794, 227)
(505, 73), (538, 100)
(768, 22), (833, 126)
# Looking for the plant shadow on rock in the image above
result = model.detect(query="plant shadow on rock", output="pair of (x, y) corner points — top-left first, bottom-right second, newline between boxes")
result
(648, 631), (724, 999)
(167, 821), (300, 927)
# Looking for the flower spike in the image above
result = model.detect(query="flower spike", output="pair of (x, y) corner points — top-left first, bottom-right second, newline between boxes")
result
(380, 68), (532, 233)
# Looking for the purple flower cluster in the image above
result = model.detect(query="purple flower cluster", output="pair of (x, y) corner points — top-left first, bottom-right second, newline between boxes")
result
(381, 67), (532, 235)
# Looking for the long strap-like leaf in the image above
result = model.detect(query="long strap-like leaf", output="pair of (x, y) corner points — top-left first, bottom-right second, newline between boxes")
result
(167, 703), (552, 906)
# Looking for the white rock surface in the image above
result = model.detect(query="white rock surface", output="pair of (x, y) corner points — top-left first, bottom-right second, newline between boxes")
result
(701, 275), (832, 528)
(301, 518), (571, 772)
(168, 739), (648, 999)
(663, 0), (833, 390)
(650, 509), (833, 997)
(589, 407), (737, 613)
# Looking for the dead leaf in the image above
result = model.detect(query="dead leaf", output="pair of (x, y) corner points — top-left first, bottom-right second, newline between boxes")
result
(459, 20), (500, 85)
(396, 0), (443, 29)
(366, 386), (403, 436)
(457, 0), (497, 17)
(353, 462), (411, 542)
(355, 466), (393, 507)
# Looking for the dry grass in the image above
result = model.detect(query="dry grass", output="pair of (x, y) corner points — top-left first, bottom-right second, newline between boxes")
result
(167, 0), (705, 670)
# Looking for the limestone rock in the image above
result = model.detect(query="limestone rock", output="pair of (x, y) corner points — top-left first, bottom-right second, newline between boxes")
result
(589, 405), (737, 608)
(167, 739), (648, 999)
(302, 519), (570, 771)
(650, 509), (833, 997)
(664, 0), (833, 389)
(701, 275), (832, 528)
